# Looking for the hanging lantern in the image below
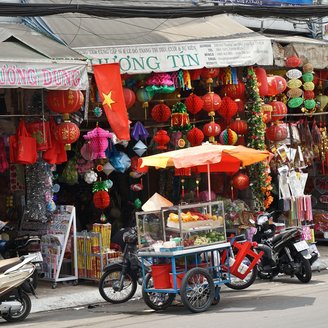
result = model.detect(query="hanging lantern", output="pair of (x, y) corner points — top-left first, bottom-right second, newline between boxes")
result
(303, 63), (313, 73)
(236, 135), (245, 146)
(221, 81), (246, 100)
(83, 126), (112, 159)
(232, 172), (250, 190)
(55, 121), (80, 150)
(202, 92), (221, 117)
(46, 90), (84, 120)
(184, 93), (204, 115)
(230, 118), (248, 135)
(287, 88), (303, 99)
(235, 99), (245, 113)
(266, 123), (288, 142)
(187, 127), (204, 146)
(304, 90), (315, 100)
(153, 130), (170, 150)
(285, 56), (302, 68)
(136, 87), (153, 119)
(267, 76), (287, 96)
(150, 102), (171, 123)
(93, 191), (110, 210)
(219, 128), (238, 145)
(303, 82), (315, 91)
(203, 121), (221, 143)
(261, 104), (273, 124)
(254, 67), (269, 97)
(270, 101), (287, 121)
(200, 68), (220, 84)
(317, 93), (328, 111)
(217, 96), (238, 121)
(302, 72), (314, 83)
(123, 87), (136, 109)
(304, 99), (316, 110)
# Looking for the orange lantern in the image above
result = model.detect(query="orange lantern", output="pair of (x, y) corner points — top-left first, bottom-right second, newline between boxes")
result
(202, 92), (221, 117)
(203, 121), (221, 143)
(187, 127), (204, 146)
(270, 101), (287, 121)
(184, 93), (204, 115)
(153, 130), (170, 150)
(230, 118), (248, 135)
(218, 96), (238, 121)
(266, 123), (288, 142)
(55, 121), (80, 150)
(123, 87), (136, 109)
(46, 90), (84, 120)
(151, 102), (171, 123)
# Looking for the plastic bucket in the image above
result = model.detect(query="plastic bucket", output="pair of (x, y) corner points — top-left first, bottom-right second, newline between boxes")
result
(169, 273), (185, 289)
(151, 264), (171, 289)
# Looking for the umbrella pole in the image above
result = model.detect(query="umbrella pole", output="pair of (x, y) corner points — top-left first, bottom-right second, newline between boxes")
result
(207, 163), (211, 201)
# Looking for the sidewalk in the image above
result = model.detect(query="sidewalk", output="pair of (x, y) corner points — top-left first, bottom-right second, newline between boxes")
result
(30, 245), (328, 314)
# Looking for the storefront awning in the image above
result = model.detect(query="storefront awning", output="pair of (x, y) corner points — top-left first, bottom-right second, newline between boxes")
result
(0, 24), (89, 90)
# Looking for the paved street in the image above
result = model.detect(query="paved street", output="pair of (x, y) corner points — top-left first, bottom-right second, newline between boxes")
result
(2, 271), (328, 328)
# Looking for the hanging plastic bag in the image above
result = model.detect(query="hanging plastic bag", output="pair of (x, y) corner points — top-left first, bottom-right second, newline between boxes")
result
(26, 120), (52, 151)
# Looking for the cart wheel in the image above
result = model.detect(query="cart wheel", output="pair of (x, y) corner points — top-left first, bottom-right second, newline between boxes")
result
(142, 273), (175, 311)
(52, 283), (57, 289)
(212, 286), (221, 305)
(180, 267), (215, 313)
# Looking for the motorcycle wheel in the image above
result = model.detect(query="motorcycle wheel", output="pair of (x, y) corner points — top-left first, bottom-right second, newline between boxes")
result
(295, 254), (312, 283)
(225, 255), (258, 290)
(2, 291), (31, 322)
(99, 268), (137, 303)
(142, 273), (175, 311)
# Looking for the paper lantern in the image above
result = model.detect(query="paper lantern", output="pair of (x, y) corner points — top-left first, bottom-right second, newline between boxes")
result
(200, 68), (220, 83)
(261, 104), (273, 124)
(221, 81), (246, 100)
(187, 127), (204, 146)
(123, 87), (136, 109)
(235, 99), (245, 113)
(230, 118), (248, 135)
(84, 126), (112, 159)
(286, 69), (302, 79)
(151, 103), (171, 123)
(267, 76), (287, 96)
(103, 162), (115, 176)
(203, 122), (221, 143)
(286, 56), (302, 68)
(136, 87), (152, 107)
(93, 191), (110, 210)
(303, 63), (313, 73)
(219, 128), (238, 145)
(304, 90), (315, 100)
(270, 101), (287, 121)
(303, 82), (315, 91)
(317, 94), (328, 111)
(55, 121), (80, 150)
(46, 90), (84, 119)
(232, 172), (250, 190)
(287, 88), (303, 98)
(184, 93), (204, 115)
(288, 97), (304, 109)
(202, 92), (221, 117)
(302, 72), (314, 83)
(254, 67), (268, 97)
(218, 96), (238, 121)
(304, 99), (316, 110)
(266, 124), (288, 142)
(153, 130), (170, 150)
(287, 79), (303, 89)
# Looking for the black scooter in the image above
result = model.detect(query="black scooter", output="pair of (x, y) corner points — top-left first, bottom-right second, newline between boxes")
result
(251, 212), (317, 283)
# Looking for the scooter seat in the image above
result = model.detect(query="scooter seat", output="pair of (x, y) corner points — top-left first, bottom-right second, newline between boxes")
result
(272, 233), (284, 244)
(0, 257), (22, 273)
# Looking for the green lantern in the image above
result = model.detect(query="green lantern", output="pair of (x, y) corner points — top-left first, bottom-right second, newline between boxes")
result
(304, 99), (316, 110)
(302, 72), (314, 83)
(288, 97), (304, 108)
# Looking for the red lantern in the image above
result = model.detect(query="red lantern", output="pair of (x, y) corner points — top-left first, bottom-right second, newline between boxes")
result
(236, 135), (245, 146)
(235, 99), (245, 113)
(286, 56), (302, 68)
(261, 104), (273, 124)
(55, 121), (80, 150)
(202, 92), (221, 117)
(154, 130), (170, 149)
(232, 172), (250, 190)
(187, 127), (204, 146)
(270, 101), (287, 121)
(218, 96), (238, 121)
(230, 118), (248, 135)
(266, 123), (288, 142)
(267, 76), (287, 96)
(200, 68), (220, 83)
(254, 67), (268, 97)
(221, 81), (246, 100)
(93, 190), (110, 209)
(189, 69), (202, 80)
(304, 90), (315, 100)
(203, 121), (221, 143)
(151, 103), (171, 122)
(46, 90), (84, 119)
(171, 113), (190, 128)
(123, 87), (136, 109)
(184, 93), (204, 115)
(274, 76), (287, 94)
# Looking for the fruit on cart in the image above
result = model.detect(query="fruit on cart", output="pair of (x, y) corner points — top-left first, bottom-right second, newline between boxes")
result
(194, 236), (210, 246)
(168, 211), (223, 223)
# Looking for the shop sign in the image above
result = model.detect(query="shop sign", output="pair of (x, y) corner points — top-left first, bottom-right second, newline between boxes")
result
(0, 62), (89, 90)
(75, 38), (273, 74)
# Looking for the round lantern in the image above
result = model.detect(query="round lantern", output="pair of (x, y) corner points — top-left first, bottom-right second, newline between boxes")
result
(270, 101), (287, 121)
(317, 94), (328, 111)
(286, 69), (302, 79)
(202, 92), (221, 117)
(221, 81), (246, 100)
(235, 99), (245, 113)
(302, 72), (314, 83)
(55, 121), (80, 150)
(303, 82), (315, 91)
(151, 102), (171, 123)
(285, 56), (302, 68)
(123, 87), (136, 109)
(93, 191), (110, 210)
(153, 130), (170, 149)
(267, 76), (287, 96)
(218, 96), (238, 121)
(303, 63), (313, 73)
(230, 118), (248, 135)
(46, 90), (84, 120)
(287, 88), (303, 99)
(200, 68), (220, 84)
(304, 90), (315, 100)
(254, 67), (268, 97)
(232, 172), (250, 190)
(288, 97), (304, 109)
(219, 128), (238, 145)
(261, 103), (273, 124)
(187, 127), (204, 146)
(287, 79), (303, 89)
(136, 87), (152, 105)
(266, 124), (288, 142)
(203, 121), (221, 143)
(304, 99), (316, 110)
(184, 93), (204, 115)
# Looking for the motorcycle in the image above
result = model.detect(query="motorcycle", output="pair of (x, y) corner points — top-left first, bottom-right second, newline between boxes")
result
(0, 254), (36, 322)
(251, 212), (317, 283)
(98, 227), (174, 309)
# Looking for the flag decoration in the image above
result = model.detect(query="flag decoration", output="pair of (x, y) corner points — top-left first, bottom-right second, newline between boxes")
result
(93, 64), (130, 140)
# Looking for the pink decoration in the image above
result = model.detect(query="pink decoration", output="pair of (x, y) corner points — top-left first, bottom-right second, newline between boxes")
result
(80, 142), (93, 161)
(199, 190), (216, 202)
(0, 137), (9, 173)
(83, 126), (113, 160)
(146, 73), (174, 86)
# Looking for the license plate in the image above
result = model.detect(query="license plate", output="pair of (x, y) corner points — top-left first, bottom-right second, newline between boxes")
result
(29, 252), (43, 262)
(294, 240), (309, 252)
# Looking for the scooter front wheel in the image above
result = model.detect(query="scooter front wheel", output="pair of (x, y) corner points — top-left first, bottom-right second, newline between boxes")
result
(99, 268), (137, 303)
(2, 291), (31, 322)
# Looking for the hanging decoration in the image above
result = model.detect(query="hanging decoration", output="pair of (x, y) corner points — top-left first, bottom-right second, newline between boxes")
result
(219, 128), (238, 145)
(285, 56), (302, 68)
(84, 170), (98, 184)
(123, 87), (136, 109)
(93, 191), (110, 210)
(170, 102), (191, 132)
(93, 106), (103, 118)
(220, 81), (246, 100)
(203, 121), (221, 143)
(184, 93), (204, 115)
(266, 123), (288, 142)
(317, 93), (328, 112)
(270, 101), (287, 121)
(202, 92), (221, 117)
(55, 120), (80, 151)
(200, 68), (220, 86)
(103, 162), (115, 176)
(267, 75), (287, 97)
(232, 172), (250, 190)
(136, 86), (153, 120)
(187, 127), (204, 146)
(130, 179), (144, 192)
(154, 130), (170, 150)
(218, 96), (238, 122)
(230, 118), (248, 135)
(150, 102), (171, 123)
(131, 121), (149, 141)
(254, 67), (269, 97)
(145, 72), (175, 94)
(261, 103), (273, 124)
(133, 140), (148, 157)
(26, 121), (51, 152)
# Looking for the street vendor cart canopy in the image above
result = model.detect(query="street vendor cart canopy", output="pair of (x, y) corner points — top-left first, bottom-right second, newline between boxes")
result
(0, 24), (88, 90)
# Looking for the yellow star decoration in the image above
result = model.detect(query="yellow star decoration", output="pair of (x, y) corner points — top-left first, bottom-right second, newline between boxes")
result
(102, 91), (116, 109)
